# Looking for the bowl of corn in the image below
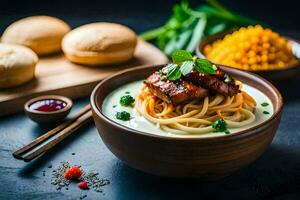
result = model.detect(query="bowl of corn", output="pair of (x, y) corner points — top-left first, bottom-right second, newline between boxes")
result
(197, 25), (300, 81)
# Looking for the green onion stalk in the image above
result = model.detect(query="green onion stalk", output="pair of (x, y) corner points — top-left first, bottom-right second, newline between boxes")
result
(140, 0), (265, 56)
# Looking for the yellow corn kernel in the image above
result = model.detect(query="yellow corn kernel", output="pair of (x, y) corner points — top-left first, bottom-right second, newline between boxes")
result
(203, 25), (297, 71)
(261, 55), (268, 62)
(262, 42), (270, 49)
(248, 50), (256, 57)
(249, 57), (256, 65)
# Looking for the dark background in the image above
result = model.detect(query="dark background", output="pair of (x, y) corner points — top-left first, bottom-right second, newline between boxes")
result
(0, 0), (299, 34)
(1, 1), (300, 200)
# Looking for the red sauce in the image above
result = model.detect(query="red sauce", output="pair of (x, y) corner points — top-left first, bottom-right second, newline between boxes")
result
(29, 99), (67, 112)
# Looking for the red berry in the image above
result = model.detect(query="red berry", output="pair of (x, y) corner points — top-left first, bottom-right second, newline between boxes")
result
(77, 181), (89, 189)
(64, 166), (82, 180)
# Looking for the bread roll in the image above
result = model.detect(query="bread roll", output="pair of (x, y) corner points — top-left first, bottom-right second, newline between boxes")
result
(2, 16), (70, 55)
(0, 43), (38, 88)
(62, 22), (137, 66)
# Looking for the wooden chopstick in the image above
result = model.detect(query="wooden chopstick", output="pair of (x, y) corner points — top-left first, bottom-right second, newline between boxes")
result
(23, 111), (93, 162)
(13, 104), (92, 162)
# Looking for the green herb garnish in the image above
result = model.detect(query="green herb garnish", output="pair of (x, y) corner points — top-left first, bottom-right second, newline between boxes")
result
(261, 102), (269, 107)
(113, 105), (117, 108)
(120, 95), (135, 106)
(171, 50), (193, 62)
(166, 63), (182, 80)
(115, 111), (131, 121)
(180, 61), (194, 75)
(125, 91), (130, 94)
(166, 50), (216, 81)
(140, 0), (266, 56)
(194, 58), (216, 74)
(212, 119), (229, 133)
(263, 111), (270, 114)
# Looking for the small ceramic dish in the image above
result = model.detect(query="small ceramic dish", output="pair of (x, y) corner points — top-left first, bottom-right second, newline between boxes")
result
(197, 31), (300, 81)
(24, 95), (72, 123)
(90, 64), (283, 180)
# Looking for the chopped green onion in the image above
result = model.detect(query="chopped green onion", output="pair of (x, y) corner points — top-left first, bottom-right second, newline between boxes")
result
(261, 102), (269, 107)
(139, 0), (265, 56)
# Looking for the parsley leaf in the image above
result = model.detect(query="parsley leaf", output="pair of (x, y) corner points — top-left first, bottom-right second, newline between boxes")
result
(180, 61), (194, 76)
(263, 111), (270, 114)
(166, 50), (219, 81)
(212, 119), (228, 133)
(194, 58), (216, 74)
(120, 95), (135, 106)
(115, 111), (131, 121)
(171, 50), (193, 63)
(167, 64), (181, 80)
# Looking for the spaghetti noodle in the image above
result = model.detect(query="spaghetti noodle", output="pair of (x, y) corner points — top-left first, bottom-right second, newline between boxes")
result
(135, 83), (256, 135)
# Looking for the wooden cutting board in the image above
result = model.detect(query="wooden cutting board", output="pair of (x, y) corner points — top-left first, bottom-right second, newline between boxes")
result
(0, 40), (168, 117)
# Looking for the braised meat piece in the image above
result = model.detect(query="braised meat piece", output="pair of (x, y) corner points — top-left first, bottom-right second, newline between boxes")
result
(184, 70), (240, 96)
(145, 72), (209, 105)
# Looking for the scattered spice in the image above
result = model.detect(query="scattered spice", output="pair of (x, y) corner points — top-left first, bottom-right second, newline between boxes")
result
(261, 102), (269, 107)
(80, 171), (110, 193)
(50, 161), (110, 193)
(51, 161), (71, 190)
(64, 166), (82, 180)
(77, 181), (89, 190)
(263, 111), (270, 114)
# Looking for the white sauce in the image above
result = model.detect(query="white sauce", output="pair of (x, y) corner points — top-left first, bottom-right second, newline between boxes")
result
(102, 81), (274, 138)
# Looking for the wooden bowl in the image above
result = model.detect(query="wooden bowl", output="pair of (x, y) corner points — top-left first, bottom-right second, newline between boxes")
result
(197, 31), (300, 81)
(90, 64), (283, 180)
(24, 95), (72, 123)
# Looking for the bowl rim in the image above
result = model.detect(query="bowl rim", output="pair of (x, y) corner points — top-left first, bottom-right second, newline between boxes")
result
(196, 31), (300, 73)
(91, 64), (283, 141)
(24, 95), (73, 115)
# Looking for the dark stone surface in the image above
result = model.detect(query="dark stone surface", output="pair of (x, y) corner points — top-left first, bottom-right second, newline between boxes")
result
(1, 81), (300, 200)
(1, 0), (300, 199)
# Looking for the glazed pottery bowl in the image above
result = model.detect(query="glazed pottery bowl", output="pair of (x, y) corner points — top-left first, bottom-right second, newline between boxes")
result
(24, 95), (72, 123)
(90, 64), (283, 180)
(197, 31), (300, 81)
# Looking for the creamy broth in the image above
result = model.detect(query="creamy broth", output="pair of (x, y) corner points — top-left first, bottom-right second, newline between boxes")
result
(102, 81), (274, 138)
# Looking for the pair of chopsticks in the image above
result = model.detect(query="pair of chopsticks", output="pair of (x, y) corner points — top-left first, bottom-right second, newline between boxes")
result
(13, 104), (93, 162)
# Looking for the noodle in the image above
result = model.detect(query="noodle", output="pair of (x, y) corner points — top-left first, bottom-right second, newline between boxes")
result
(135, 84), (256, 135)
